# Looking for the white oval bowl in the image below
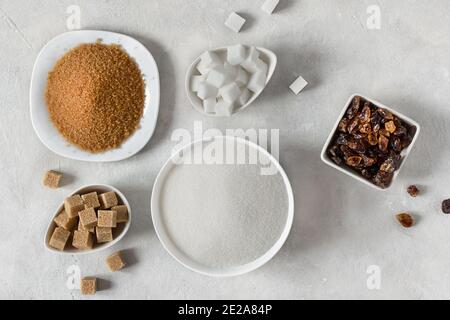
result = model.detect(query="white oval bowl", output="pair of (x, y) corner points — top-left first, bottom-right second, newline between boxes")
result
(185, 45), (277, 117)
(30, 30), (160, 162)
(44, 184), (131, 255)
(151, 136), (294, 277)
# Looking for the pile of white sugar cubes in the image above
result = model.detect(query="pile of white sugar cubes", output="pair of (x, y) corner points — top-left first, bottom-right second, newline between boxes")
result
(190, 45), (268, 116)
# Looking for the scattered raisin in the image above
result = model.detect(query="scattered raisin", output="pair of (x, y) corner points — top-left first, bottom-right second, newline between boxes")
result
(442, 199), (450, 214)
(407, 185), (419, 197)
(396, 213), (414, 228)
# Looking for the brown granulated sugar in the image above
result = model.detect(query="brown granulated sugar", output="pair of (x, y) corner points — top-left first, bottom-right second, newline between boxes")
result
(45, 42), (145, 152)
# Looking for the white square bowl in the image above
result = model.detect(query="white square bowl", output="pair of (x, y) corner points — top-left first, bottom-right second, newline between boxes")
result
(320, 94), (421, 190)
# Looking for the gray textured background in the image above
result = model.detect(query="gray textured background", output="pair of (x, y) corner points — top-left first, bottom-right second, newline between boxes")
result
(1, 0), (450, 299)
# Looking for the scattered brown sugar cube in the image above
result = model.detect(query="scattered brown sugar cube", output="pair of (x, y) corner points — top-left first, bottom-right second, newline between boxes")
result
(42, 170), (63, 189)
(396, 213), (414, 228)
(407, 185), (420, 197)
(64, 194), (85, 218)
(49, 227), (71, 251)
(79, 207), (97, 228)
(80, 277), (97, 295)
(96, 227), (113, 243)
(81, 191), (101, 209)
(112, 205), (128, 223)
(53, 210), (78, 230)
(78, 219), (94, 233)
(99, 191), (118, 209)
(72, 230), (94, 250)
(97, 210), (117, 228)
(106, 251), (126, 272)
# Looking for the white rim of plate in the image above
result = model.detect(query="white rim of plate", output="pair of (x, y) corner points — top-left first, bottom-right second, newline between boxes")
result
(30, 30), (160, 162)
(151, 135), (294, 277)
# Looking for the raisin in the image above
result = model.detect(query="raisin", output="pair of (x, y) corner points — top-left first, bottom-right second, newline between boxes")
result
(347, 118), (359, 134)
(367, 132), (378, 146)
(442, 199), (450, 214)
(394, 126), (407, 136)
(359, 123), (372, 134)
(378, 108), (394, 120)
(359, 102), (371, 122)
(378, 135), (389, 152)
(348, 139), (366, 154)
(385, 121), (396, 133)
(396, 213), (414, 228)
(346, 156), (362, 167)
(407, 185), (419, 197)
(380, 158), (395, 173)
(331, 156), (343, 165)
(338, 118), (349, 133)
(336, 134), (348, 145)
(362, 155), (376, 167)
(347, 96), (361, 119)
(373, 171), (393, 188)
(391, 137), (402, 152)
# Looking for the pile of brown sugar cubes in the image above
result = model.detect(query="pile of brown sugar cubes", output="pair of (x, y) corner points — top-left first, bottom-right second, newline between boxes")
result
(49, 190), (129, 251)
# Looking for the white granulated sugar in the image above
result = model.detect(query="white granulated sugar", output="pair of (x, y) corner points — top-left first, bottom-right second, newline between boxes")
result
(159, 155), (289, 269)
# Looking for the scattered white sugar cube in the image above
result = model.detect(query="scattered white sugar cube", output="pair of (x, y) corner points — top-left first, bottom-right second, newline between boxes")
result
(207, 66), (230, 88)
(216, 99), (235, 116)
(289, 75), (308, 95)
(219, 82), (241, 103)
(261, 0), (280, 14)
(191, 75), (206, 92)
(197, 82), (218, 100)
(225, 12), (246, 33)
(203, 98), (217, 114)
(197, 51), (222, 75)
(240, 46), (260, 73)
(224, 62), (238, 80)
(238, 88), (252, 106)
(235, 67), (249, 87)
(227, 44), (247, 66)
(247, 71), (267, 93)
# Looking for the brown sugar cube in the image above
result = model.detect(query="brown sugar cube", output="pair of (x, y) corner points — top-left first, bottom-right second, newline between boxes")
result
(96, 227), (113, 243)
(106, 251), (126, 272)
(49, 227), (71, 251)
(80, 277), (96, 295)
(64, 194), (85, 218)
(79, 207), (97, 229)
(42, 170), (63, 189)
(72, 230), (94, 250)
(97, 210), (117, 228)
(99, 191), (118, 209)
(53, 210), (78, 230)
(112, 205), (128, 223)
(78, 219), (94, 233)
(81, 191), (101, 209)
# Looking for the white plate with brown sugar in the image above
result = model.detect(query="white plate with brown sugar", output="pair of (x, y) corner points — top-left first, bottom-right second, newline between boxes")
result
(30, 30), (160, 162)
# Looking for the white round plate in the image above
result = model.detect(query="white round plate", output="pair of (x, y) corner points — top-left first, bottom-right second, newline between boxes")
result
(151, 136), (294, 277)
(30, 30), (160, 162)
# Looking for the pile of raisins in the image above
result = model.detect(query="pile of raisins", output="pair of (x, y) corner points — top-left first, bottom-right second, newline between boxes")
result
(327, 96), (416, 188)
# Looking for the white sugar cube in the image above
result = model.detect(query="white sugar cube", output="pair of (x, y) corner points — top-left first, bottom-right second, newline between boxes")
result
(197, 51), (222, 75)
(197, 82), (218, 100)
(219, 82), (241, 103)
(225, 12), (246, 33)
(203, 98), (217, 114)
(247, 71), (267, 93)
(235, 67), (249, 87)
(261, 0), (280, 14)
(240, 46), (260, 73)
(289, 76), (308, 95)
(224, 62), (238, 79)
(207, 66), (230, 88)
(238, 88), (252, 106)
(254, 59), (268, 75)
(227, 44), (247, 65)
(216, 99), (235, 117)
(191, 75), (206, 92)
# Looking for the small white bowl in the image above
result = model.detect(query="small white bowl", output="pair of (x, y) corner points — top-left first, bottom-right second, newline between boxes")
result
(320, 94), (421, 190)
(44, 184), (131, 255)
(185, 45), (277, 117)
(30, 30), (160, 162)
(151, 136), (294, 277)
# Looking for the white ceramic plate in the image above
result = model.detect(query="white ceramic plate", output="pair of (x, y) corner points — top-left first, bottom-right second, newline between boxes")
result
(185, 46), (277, 117)
(151, 136), (294, 277)
(44, 184), (131, 255)
(30, 30), (160, 162)
(320, 94), (421, 190)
